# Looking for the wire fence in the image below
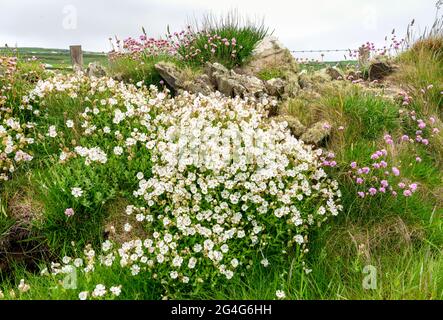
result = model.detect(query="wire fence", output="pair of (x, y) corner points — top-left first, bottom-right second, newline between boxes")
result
(290, 49), (351, 53)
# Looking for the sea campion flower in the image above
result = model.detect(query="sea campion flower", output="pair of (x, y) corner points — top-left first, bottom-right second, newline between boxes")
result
(276, 290), (286, 299)
(71, 187), (83, 198)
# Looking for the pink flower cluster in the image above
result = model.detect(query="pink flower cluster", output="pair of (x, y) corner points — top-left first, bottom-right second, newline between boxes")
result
(109, 35), (176, 60)
(109, 26), (242, 64)
(346, 29), (406, 61)
(400, 110), (440, 147)
(350, 148), (418, 199)
(0, 56), (17, 77)
(64, 208), (75, 217)
(320, 151), (337, 168)
(172, 29), (241, 62)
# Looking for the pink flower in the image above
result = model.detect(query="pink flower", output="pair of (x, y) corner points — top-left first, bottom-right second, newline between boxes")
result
(422, 139), (429, 145)
(418, 121), (426, 129)
(392, 191), (398, 197)
(433, 128), (440, 134)
(379, 187), (386, 193)
(356, 177), (364, 184)
(368, 188), (377, 196)
(358, 191), (365, 198)
(392, 167), (400, 176)
(65, 208), (75, 217)
(380, 180), (389, 188)
(380, 161), (388, 168)
(409, 183), (418, 192)
(398, 182), (406, 189)
(403, 190), (412, 197)
(362, 167), (370, 174)
(350, 162), (357, 169)
(416, 157), (422, 162)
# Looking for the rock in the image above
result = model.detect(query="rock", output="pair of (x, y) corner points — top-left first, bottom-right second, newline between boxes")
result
(272, 115), (306, 137)
(298, 69), (331, 90)
(205, 62), (229, 85)
(326, 66), (344, 80)
(155, 61), (185, 89)
(155, 62), (214, 94)
(156, 60), (286, 99)
(86, 62), (106, 78)
(240, 72), (266, 97)
(182, 74), (214, 95)
(300, 121), (331, 145)
(368, 61), (393, 81)
(216, 75), (245, 97)
(204, 62), (266, 98)
(244, 36), (298, 75)
(265, 78), (286, 96)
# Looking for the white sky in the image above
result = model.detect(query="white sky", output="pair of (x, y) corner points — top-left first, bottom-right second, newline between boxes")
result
(0, 0), (440, 60)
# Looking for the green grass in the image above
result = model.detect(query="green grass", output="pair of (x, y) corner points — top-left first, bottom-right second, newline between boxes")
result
(0, 47), (108, 70)
(177, 11), (269, 68)
(108, 54), (180, 86)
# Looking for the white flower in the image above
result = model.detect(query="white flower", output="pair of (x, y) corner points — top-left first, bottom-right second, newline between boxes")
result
(18, 279), (30, 293)
(62, 256), (71, 264)
(294, 235), (304, 244)
(78, 291), (88, 300)
(73, 258), (83, 267)
(123, 223), (132, 233)
(136, 172), (144, 180)
(71, 187), (83, 198)
(113, 146), (123, 156)
(66, 120), (74, 128)
(276, 290), (286, 299)
(110, 286), (122, 296)
(47, 125), (57, 138)
(92, 284), (106, 297)
(260, 258), (269, 267)
(102, 240), (113, 252)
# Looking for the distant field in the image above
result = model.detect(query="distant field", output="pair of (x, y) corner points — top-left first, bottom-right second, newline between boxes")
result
(0, 47), (109, 70)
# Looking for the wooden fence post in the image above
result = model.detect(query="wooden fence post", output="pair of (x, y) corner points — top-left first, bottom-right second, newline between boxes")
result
(70, 45), (83, 71)
(358, 46), (370, 67)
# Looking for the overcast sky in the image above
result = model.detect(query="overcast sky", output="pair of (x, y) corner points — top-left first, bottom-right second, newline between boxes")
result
(0, 0), (440, 60)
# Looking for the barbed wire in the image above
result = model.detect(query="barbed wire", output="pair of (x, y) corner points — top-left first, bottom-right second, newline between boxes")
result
(290, 49), (353, 53)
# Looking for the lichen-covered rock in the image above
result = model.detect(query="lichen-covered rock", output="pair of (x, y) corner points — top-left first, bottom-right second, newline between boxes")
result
(182, 74), (214, 95)
(300, 121), (331, 145)
(326, 66), (344, 80)
(86, 62), (107, 78)
(244, 36), (298, 75)
(205, 62), (229, 85)
(368, 61), (393, 81)
(216, 75), (245, 97)
(265, 78), (286, 97)
(298, 69), (331, 90)
(155, 61), (185, 89)
(272, 115), (306, 137)
(206, 63), (266, 98)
